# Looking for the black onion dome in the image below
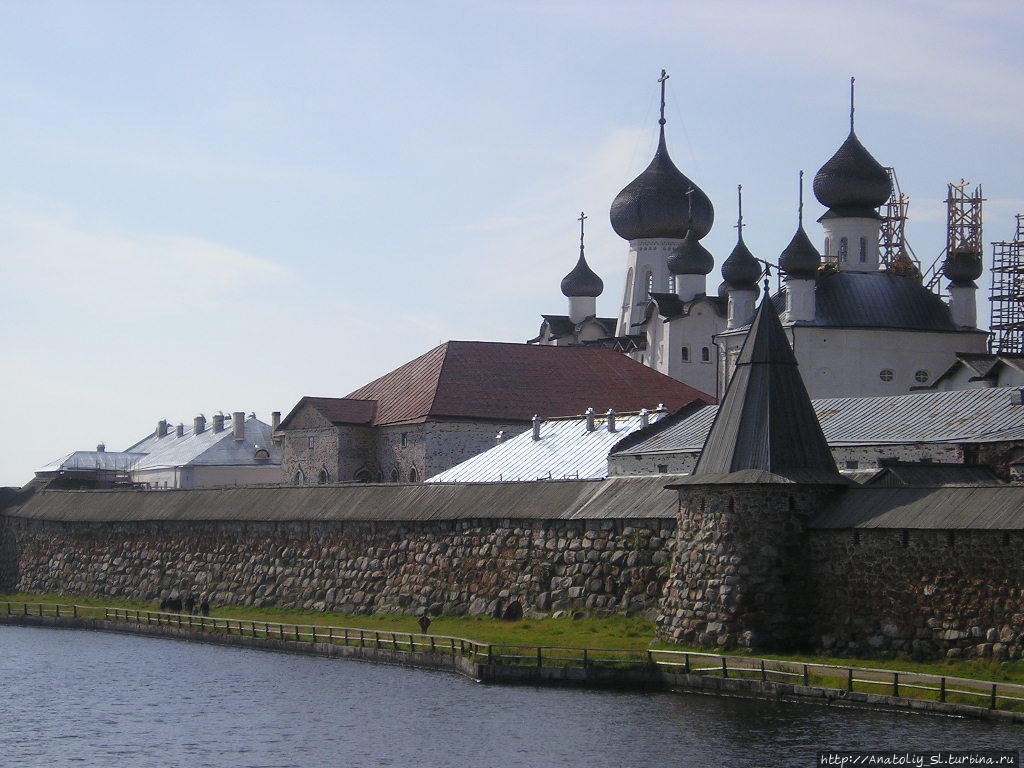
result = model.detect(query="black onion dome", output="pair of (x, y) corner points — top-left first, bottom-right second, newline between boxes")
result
(560, 253), (604, 297)
(610, 128), (714, 240)
(721, 237), (761, 289)
(667, 230), (714, 275)
(943, 248), (984, 287)
(813, 132), (892, 218)
(717, 280), (729, 301)
(778, 225), (821, 278)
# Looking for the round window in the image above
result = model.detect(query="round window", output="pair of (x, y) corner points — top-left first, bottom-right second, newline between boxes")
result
(879, 369), (895, 382)
(914, 370), (930, 383)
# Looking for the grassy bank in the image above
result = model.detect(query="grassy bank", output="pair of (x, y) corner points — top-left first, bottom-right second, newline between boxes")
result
(4, 591), (1023, 687)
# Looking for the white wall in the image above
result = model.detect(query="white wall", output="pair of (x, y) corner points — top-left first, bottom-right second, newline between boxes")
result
(616, 238), (683, 336)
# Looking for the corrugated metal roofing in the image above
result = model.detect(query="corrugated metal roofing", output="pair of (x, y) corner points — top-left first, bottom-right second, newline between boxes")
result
(617, 387), (1024, 456)
(867, 465), (1002, 487)
(811, 486), (1024, 530)
(127, 417), (281, 470)
(427, 411), (669, 483)
(5, 475), (682, 523)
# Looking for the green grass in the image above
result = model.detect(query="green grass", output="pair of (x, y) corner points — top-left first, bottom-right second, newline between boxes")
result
(4, 591), (1024, 690)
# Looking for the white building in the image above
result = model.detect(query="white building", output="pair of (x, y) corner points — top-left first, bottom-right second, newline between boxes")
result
(529, 77), (990, 400)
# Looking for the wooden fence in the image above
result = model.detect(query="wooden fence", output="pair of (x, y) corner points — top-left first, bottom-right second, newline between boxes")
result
(7, 601), (1024, 712)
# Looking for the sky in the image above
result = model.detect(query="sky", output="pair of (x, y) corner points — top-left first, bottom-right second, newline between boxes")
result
(1, 0), (1022, 486)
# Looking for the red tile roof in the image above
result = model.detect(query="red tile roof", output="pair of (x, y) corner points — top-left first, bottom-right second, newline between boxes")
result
(342, 341), (714, 426)
(279, 396), (376, 429)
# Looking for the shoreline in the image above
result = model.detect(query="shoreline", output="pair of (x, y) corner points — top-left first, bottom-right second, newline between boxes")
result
(3, 613), (1020, 725)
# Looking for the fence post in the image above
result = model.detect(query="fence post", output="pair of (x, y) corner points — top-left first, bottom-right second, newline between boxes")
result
(537, 647), (542, 669)
(294, 625), (300, 642)
(803, 664), (809, 686)
(939, 677), (946, 702)
(312, 625), (317, 644)
(430, 636), (435, 654)
(37, 604), (42, 617)
(847, 668), (854, 692)
(359, 629), (364, 647)
(328, 627), (334, 643)
(410, 634), (415, 653)
(760, 659), (766, 682)
(55, 605), (60, 618)
(487, 645), (493, 665)
(73, 605), (77, 619)
(450, 638), (455, 658)
(990, 684), (997, 710)
(684, 653), (690, 674)
(721, 657), (728, 679)
(375, 631), (380, 650)
(645, 649), (652, 670)
(892, 672), (899, 697)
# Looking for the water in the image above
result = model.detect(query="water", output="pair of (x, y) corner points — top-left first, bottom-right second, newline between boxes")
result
(0, 626), (1019, 767)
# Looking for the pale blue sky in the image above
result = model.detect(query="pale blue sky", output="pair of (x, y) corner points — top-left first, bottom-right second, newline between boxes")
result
(2, 0), (1022, 485)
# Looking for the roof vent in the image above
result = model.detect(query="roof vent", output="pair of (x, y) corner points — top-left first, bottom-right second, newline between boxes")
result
(233, 411), (245, 441)
(194, 414), (206, 434)
(1011, 390), (1024, 406)
(639, 408), (650, 428)
(96, 442), (105, 453)
(607, 409), (617, 433)
(585, 407), (596, 432)
(532, 415), (541, 441)
(496, 430), (506, 443)
(656, 403), (666, 412)
(175, 423), (184, 438)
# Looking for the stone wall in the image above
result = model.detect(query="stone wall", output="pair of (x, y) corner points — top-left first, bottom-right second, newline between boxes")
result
(805, 528), (1024, 660)
(5, 515), (673, 618)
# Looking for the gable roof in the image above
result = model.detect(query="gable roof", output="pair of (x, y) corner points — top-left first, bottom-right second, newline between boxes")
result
(128, 416), (281, 470)
(278, 396), (376, 430)
(339, 340), (714, 426)
(693, 295), (841, 482)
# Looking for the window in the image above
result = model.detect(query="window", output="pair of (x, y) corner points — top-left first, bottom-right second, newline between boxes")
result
(899, 529), (910, 548)
(701, 346), (710, 362)
(859, 237), (867, 262)
(838, 237), (848, 262)
(879, 369), (894, 382)
(400, 432), (408, 447)
(408, 467), (419, 483)
(845, 460), (859, 470)
(824, 237), (830, 255)
(389, 468), (399, 483)
(254, 448), (270, 460)
(668, 275), (676, 293)
(318, 469), (329, 485)
(354, 469), (371, 483)
(681, 346), (689, 362)
(645, 270), (654, 295)
(307, 435), (315, 451)
(293, 470), (305, 486)
(914, 370), (930, 383)
(657, 464), (668, 474)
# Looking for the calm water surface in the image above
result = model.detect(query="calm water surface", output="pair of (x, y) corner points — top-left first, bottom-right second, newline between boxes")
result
(0, 626), (1019, 767)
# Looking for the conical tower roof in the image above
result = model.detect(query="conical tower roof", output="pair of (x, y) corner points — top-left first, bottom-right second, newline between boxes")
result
(692, 292), (842, 483)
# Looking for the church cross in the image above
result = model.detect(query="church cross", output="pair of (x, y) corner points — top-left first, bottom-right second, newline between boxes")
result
(658, 69), (669, 126)
(735, 184), (744, 237)
(578, 211), (587, 253)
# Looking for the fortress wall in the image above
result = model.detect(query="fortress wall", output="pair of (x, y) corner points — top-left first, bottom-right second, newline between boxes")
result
(805, 528), (1024, 661)
(4, 515), (673, 618)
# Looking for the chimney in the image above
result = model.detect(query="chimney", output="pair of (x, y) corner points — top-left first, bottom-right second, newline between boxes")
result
(175, 423), (184, 438)
(156, 419), (168, 438)
(194, 415), (206, 434)
(1011, 389), (1024, 406)
(585, 407), (596, 432)
(656, 403), (666, 412)
(233, 411), (245, 441)
(271, 411), (281, 431)
(532, 415), (541, 441)
(212, 413), (225, 433)
(607, 409), (617, 432)
(96, 442), (105, 452)
(639, 408), (649, 428)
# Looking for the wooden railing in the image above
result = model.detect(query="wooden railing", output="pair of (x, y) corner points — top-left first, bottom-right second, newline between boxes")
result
(6, 601), (1024, 712)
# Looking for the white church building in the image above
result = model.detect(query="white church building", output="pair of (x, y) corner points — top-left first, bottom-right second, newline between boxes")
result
(529, 76), (989, 400)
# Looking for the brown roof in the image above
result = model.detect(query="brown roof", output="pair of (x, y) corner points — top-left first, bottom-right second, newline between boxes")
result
(342, 340), (714, 426)
(278, 396), (376, 429)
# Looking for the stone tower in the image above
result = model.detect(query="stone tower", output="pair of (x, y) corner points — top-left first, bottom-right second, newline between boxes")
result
(657, 290), (846, 651)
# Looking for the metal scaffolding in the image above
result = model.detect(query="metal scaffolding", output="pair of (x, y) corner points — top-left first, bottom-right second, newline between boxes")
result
(923, 181), (985, 295)
(879, 167), (921, 277)
(989, 214), (1024, 354)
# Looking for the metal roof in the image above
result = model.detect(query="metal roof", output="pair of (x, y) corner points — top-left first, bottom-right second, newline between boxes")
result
(866, 464), (1002, 488)
(38, 451), (146, 473)
(5, 475), (682, 523)
(694, 296), (840, 480)
(811, 486), (1024, 530)
(616, 387), (1024, 456)
(127, 416), (281, 470)
(428, 410), (670, 483)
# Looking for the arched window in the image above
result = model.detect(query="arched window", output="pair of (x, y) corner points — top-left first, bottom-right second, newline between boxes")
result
(354, 469), (371, 483)
(681, 346), (689, 362)
(701, 346), (710, 362)
(824, 237), (830, 255)
(668, 275), (676, 293)
(838, 237), (848, 262)
(318, 469), (329, 485)
(254, 448), (270, 460)
(293, 470), (305, 486)
(859, 237), (867, 262)
(389, 468), (399, 483)
(645, 270), (654, 295)
(408, 467), (419, 483)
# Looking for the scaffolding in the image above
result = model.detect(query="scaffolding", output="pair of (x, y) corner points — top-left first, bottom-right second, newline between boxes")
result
(879, 167), (921, 277)
(989, 214), (1024, 354)
(923, 181), (985, 295)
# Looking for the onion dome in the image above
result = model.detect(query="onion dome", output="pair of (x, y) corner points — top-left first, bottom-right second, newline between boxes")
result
(779, 226), (821, 279)
(717, 280), (729, 301)
(812, 131), (891, 218)
(722, 237), (761, 289)
(610, 126), (714, 241)
(560, 253), (604, 297)
(667, 227), (714, 276)
(943, 247), (983, 287)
